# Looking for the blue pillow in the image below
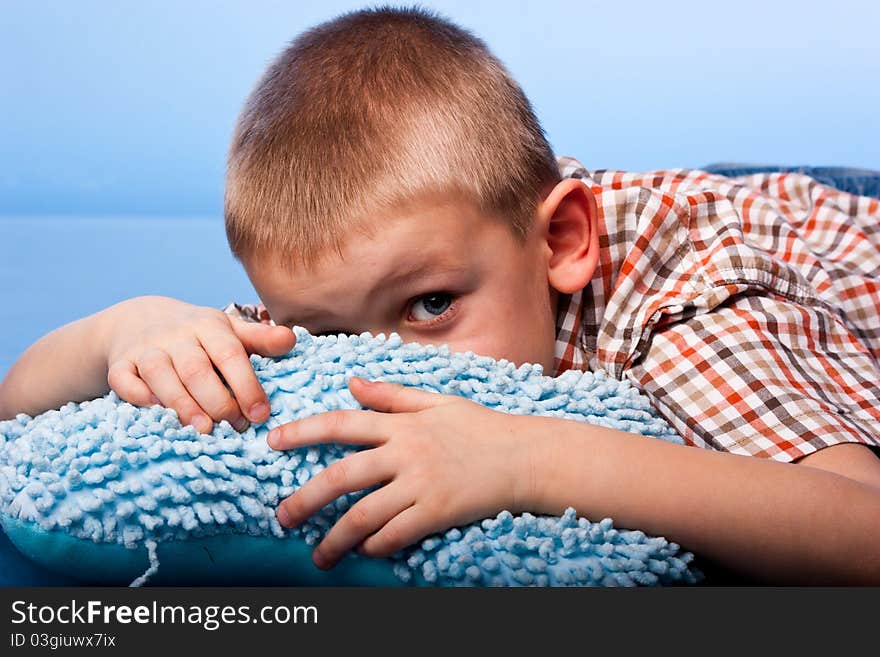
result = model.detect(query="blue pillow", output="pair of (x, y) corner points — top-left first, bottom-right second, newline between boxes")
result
(0, 328), (702, 586)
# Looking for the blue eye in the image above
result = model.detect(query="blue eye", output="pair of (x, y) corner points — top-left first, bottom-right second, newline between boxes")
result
(410, 293), (453, 321)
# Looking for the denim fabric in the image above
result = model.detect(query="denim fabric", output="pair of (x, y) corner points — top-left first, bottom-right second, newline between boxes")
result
(701, 163), (880, 199)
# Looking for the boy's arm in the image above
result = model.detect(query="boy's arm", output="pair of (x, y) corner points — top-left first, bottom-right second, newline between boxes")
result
(528, 416), (880, 584)
(1, 295), (293, 427)
(797, 442), (880, 487)
(0, 302), (124, 420)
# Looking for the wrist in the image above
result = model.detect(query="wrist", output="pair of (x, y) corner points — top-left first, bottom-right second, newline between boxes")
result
(521, 415), (611, 517)
(94, 297), (136, 364)
(511, 415), (578, 514)
(508, 414), (539, 513)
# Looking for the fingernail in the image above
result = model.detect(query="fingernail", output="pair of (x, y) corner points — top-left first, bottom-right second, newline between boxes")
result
(277, 505), (291, 527)
(267, 428), (280, 447)
(313, 550), (328, 569)
(249, 402), (269, 420)
(233, 416), (250, 432)
(192, 414), (211, 433)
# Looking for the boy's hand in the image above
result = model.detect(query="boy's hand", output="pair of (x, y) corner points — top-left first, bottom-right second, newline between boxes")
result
(267, 376), (536, 570)
(103, 295), (296, 434)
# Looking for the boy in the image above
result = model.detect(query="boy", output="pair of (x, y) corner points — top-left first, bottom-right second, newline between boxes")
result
(2, 6), (879, 584)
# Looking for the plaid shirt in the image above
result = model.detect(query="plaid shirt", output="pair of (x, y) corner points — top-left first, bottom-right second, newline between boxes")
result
(226, 156), (880, 463)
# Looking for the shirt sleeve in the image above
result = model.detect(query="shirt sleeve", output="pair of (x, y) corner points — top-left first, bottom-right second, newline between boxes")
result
(220, 301), (276, 326)
(626, 291), (880, 462)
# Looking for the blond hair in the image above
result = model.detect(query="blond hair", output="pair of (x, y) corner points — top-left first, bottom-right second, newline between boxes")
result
(225, 5), (561, 272)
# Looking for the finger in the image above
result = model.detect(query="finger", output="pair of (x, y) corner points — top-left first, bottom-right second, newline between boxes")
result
(198, 329), (270, 424)
(166, 339), (250, 432)
(348, 376), (451, 413)
(135, 348), (214, 434)
(356, 503), (440, 559)
(312, 486), (414, 570)
(277, 448), (393, 529)
(229, 318), (297, 357)
(107, 359), (160, 407)
(267, 409), (389, 450)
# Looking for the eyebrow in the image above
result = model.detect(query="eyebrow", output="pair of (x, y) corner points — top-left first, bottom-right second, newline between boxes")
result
(275, 260), (468, 328)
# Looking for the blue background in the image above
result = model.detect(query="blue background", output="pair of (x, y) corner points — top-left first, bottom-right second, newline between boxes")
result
(2, 0), (879, 217)
(1, 0), (878, 378)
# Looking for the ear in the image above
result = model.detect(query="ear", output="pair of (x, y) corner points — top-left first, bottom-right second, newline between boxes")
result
(536, 178), (600, 294)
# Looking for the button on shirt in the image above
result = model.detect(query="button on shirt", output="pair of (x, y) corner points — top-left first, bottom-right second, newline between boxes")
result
(226, 156), (880, 463)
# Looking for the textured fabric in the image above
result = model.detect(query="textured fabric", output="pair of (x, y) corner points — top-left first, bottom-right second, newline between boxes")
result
(553, 157), (880, 462)
(224, 157), (880, 463)
(223, 301), (274, 326)
(0, 328), (699, 587)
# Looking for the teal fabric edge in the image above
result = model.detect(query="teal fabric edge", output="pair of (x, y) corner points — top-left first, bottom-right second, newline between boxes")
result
(0, 512), (412, 586)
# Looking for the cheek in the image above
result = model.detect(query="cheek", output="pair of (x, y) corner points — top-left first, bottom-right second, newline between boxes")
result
(485, 265), (556, 366)
(452, 297), (553, 367)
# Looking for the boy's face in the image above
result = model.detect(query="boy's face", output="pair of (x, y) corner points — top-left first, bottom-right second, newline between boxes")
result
(243, 195), (561, 374)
